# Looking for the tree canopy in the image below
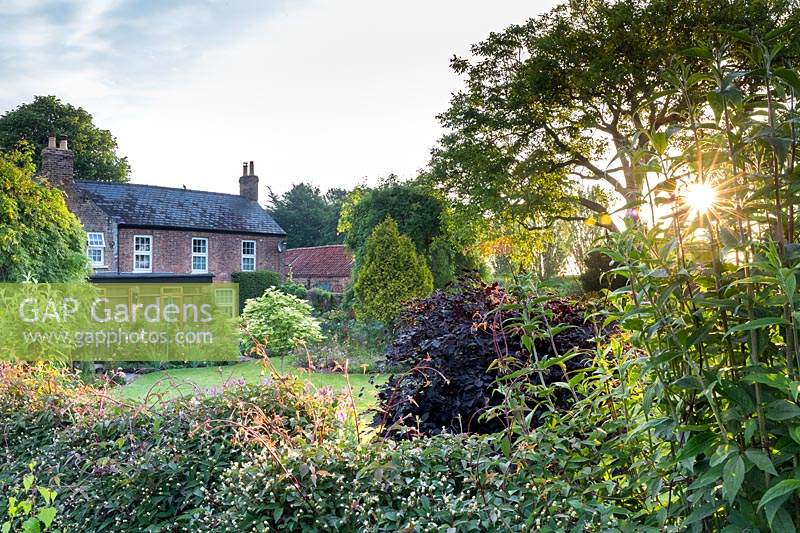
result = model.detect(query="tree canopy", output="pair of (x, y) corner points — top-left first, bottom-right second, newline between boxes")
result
(338, 177), (484, 287)
(338, 177), (443, 260)
(0, 96), (130, 182)
(267, 183), (346, 249)
(428, 0), (796, 232)
(0, 143), (89, 282)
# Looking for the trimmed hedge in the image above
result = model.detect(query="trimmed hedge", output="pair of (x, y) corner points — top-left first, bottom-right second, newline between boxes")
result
(231, 270), (282, 311)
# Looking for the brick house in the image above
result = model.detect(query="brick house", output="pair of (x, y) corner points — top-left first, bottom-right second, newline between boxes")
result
(40, 136), (287, 283)
(286, 245), (353, 292)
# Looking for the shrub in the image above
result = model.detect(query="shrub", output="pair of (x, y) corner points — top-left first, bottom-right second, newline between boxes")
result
(231, 270), (282, 311)
(353, 217), (433, 323)
(579, 250), (624, 293)
(0, 145), (88, 282)
(280, 279), (308, 299)
(240, 287), (323, 355)
(307, 287), (342, 313)
(295, 311), (389, 372)
(376, 278), (598, 436)
(0, 363), (343, 532)
(196, 434), (542, 531)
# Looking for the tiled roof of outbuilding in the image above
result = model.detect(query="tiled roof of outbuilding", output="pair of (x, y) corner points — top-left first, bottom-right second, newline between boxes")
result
(74, 181), (286, 235)
(286, 245), (353, 278)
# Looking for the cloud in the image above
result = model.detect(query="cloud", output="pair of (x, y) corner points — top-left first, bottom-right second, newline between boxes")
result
(1, 0), (556, 199)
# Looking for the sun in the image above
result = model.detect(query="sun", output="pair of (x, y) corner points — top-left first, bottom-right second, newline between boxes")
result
(684, 182), (717, 216)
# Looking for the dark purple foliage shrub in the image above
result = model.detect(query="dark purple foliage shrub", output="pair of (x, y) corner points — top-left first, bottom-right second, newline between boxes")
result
(376, 278), (599, 437)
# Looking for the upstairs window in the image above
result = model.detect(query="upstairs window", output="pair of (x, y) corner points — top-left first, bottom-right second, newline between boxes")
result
(87, 232), (105, 267)
(192, 238), (208, 273)
(133, 235), (152, 272)
(241, 240), (256, 271)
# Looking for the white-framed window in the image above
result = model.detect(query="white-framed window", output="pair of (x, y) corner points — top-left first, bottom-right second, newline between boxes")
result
(133, 235), (152, 272)
(87, 232), (105, 267)
(192, 237), (208, 273)
(215, 288), (236, 317)
(241, 240), (256, 271)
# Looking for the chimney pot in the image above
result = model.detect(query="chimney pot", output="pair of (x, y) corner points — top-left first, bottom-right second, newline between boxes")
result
(40, 136), (74, 187)
(239, 160), (259, 202)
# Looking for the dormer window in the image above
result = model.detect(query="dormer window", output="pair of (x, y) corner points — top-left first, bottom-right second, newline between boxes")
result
(87, 232), (105, 267)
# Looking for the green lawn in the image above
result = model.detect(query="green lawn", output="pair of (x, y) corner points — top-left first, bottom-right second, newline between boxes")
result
(115, 358), (387, 413)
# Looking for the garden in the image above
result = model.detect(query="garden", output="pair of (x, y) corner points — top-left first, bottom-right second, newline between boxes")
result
(4, 1), (800, 531)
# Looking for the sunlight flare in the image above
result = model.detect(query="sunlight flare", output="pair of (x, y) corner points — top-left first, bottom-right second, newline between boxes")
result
(683, 181), (717, 216)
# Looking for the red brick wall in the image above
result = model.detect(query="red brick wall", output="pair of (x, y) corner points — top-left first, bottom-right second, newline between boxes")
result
(41, 145), (118, 272)
(118, 228), (285, 281)
(53, 179), (118, 273)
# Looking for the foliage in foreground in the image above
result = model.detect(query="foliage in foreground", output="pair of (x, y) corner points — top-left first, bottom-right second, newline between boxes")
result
(0, 359), (660, 532)
(0, 362), (341, 532)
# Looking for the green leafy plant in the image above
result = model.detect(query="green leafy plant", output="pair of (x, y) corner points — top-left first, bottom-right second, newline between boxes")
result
(0, 145), (88, 282)
(230, 270), (282, 311)
(306, 287), (341, 313)
(591, 30), (800, 530)
(353, 217), (433, 323)
(2, 466), (58, 533)
(280, 279), (308, 299)
(0, 362), (344, 531)
(240, 287), (323, 355)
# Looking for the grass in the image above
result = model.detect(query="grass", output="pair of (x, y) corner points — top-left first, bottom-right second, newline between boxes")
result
(115, 358), (387, 413)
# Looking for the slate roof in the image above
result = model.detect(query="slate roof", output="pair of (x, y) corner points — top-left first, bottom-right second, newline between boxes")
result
(286, 245), (353, 278)
(74, 181), (286, 235)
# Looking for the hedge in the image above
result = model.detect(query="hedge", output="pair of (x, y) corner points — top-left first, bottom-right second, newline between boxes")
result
(231, 270), (282, 311)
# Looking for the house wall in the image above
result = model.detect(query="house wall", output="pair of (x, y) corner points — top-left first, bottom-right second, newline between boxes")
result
(40, 143), (118, 273)
(64, 187), (118, 273)
(294, 276), (349, 293)
(117, 228), (285, 281)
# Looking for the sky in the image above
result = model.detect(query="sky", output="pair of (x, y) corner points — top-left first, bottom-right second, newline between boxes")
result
(0, 0), (558, 199)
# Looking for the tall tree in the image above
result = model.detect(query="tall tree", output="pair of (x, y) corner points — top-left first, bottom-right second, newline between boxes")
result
(338, 177), (483, 287)
(429, 0), (796, 230)
(0, 96), (130, 182)
(0, 143), (88, 282)
(339, 177), (443, 261)
(267, 183), (345, 248)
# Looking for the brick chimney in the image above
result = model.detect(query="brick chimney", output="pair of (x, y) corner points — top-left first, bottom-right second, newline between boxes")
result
(239, 160), (258, 202)
(41, 135), (74, 188)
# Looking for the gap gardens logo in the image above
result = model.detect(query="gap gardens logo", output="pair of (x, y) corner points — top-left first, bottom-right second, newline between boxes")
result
(0, 283), (240, 361)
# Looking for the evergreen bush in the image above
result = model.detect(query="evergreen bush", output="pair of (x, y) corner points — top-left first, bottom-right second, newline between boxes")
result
(353, 218), (433, 323)
(231, 270), (282, 311)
